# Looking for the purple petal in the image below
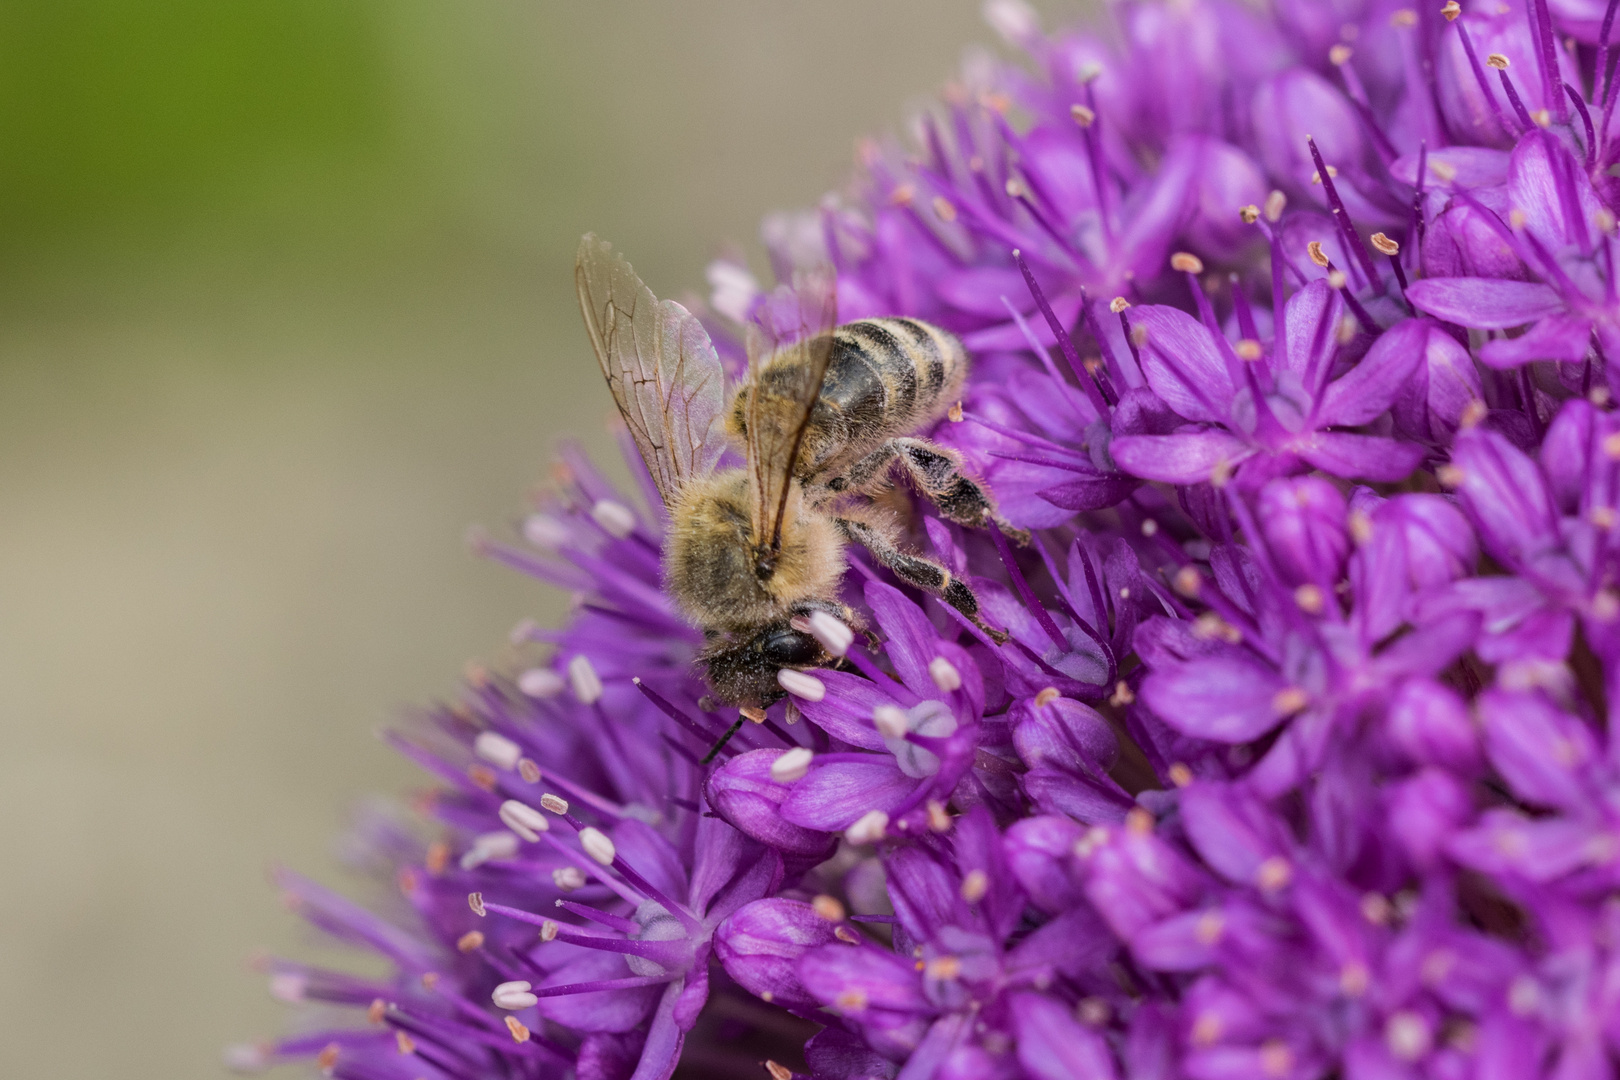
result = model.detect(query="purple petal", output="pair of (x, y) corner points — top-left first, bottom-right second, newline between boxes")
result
(1129, 305), (1236, 423)
(1010, 991), (1121, 1080)
(1296, 431), (1424, 482)
(1256, 475), (1349, 588)
(798, 943), (928, 1015)
(793, 668), (898, 751)
(778, 759), (916, 831)
(1179, 782), (1292, 885)
(1385, 767), (1472, 870)
(706, 750), (839, 857)
(1004, 815), (1086, 915)
(1110, 430), (1254, 485)
(1450, 426), (1560, 568)
(1384, 677), (1481, 773)
(1479, 688), (1598, 812)
(535, 950), (662, 1033)
(713, 898), (841, 1013)
(1479, 314), (1594, 368)
(1315, 319), (1423, 427)
(1406, 278), (1565, 329)
(1141, 652), (1289, 743)
(804, 1027), (900, 1080)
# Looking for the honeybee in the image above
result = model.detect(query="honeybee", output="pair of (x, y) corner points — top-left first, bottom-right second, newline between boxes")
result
(575, 234), (1016, 707)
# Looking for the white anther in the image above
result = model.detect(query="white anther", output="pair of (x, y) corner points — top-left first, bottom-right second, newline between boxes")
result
(460, 831), (520, 870)
(552, 866), (587, 891)
(568, 654), (603, 704)
(522, 513), (571, 551)
(474, 731), (523, 771)
(579, 826), (617, 866)
(777, 668), (826, 701)
(540, 793), (569, 815)
(960, 870), (989, 902)
(539, 920), (559, 942)
(873, 705), (910, 739)
(806, 610), (854, 657)
(499, 800), (550, 842)
(929, 657), (962, 692)
(518, 759), (542, 783)
(770, 747), (815, 783)
(518, 668), (564, 699)
(1385, 1011), (1432, 1061)
(268, 973), (307, 1002)
(492, 980), (539, 1011)
(846, 809), (890, 846)
(590, 499), (637, 539)
(508, 618), (538, 645)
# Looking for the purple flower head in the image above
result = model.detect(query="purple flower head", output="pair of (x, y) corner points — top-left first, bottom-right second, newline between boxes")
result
(247, 0), (1620, 1075)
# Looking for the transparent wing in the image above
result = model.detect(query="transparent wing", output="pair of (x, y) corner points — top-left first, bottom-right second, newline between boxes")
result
(743, 265), (839, 553)
(575, 234), (729, 507)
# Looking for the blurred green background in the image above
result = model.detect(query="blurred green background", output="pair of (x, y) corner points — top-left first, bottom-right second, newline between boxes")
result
(0, 3), (1067, 1076)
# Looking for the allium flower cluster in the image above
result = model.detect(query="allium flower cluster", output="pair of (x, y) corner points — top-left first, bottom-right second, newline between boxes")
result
(237, 1), (1620, 1077)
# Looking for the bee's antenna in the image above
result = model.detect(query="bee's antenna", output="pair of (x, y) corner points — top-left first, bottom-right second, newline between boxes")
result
(701, 704), (767, 763)
(700, 716), (747, 764)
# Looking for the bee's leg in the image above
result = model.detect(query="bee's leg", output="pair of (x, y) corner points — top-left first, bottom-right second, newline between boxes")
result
(888, 437), (1030, 544)
(820, 443), (897, 494)
(836, 516), (1010, 645)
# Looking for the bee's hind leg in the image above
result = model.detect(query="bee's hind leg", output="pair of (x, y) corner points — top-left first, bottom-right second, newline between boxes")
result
(836, 515), (1010, 645)
(888, 437), (1029, 544)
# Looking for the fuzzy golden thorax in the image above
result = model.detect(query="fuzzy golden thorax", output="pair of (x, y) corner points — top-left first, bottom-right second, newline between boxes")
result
(663, 469), (846, 633)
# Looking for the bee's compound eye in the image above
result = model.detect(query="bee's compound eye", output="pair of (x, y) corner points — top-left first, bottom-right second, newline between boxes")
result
(760, 628), (821, 666)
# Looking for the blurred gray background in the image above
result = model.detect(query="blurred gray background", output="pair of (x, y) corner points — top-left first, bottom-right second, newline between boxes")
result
(0, 3), (1070, 1076)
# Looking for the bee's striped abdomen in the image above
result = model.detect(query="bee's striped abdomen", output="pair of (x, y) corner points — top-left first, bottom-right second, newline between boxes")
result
(818, 317), (966, 446)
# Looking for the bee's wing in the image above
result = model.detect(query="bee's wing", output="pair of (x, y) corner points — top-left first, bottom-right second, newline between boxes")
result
(744, 265), (839, 553)
(575, 234), (729, 508)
